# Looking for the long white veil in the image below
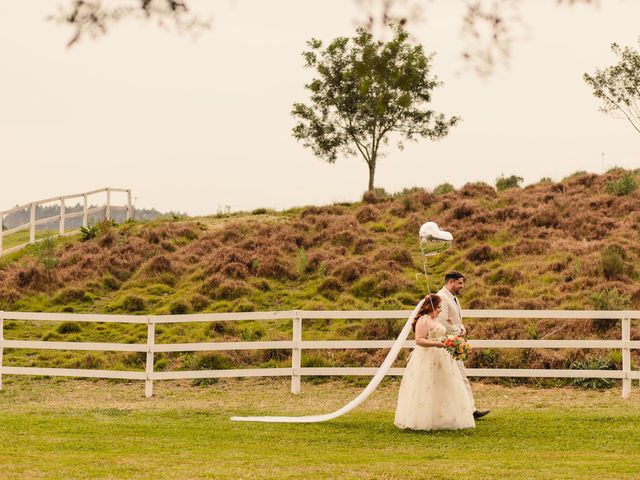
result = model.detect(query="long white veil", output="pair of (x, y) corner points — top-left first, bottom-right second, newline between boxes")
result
(230, 221), (451, 424)
(230, 299), (424, 423)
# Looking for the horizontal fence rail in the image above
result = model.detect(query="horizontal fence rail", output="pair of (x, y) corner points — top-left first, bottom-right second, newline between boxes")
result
(0, 310), (638, 398)
(0, 187), (133, 257)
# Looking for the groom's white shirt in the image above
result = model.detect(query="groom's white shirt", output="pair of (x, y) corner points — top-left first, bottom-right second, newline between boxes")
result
(436, 286), (464, 336)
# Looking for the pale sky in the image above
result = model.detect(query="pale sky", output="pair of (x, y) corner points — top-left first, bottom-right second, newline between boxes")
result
(1, 0), (638, 215)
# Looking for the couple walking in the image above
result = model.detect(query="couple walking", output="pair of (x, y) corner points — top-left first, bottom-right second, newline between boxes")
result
(394, 271), (490, 431)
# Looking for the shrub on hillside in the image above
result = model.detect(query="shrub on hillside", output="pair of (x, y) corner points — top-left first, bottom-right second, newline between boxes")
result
(592, 288), (630, 311)
(56, 321), (82, 334)
(80, 224), (99, 242)
(591, 288), (630, 333)
(600, 245), (626, 280)
(160, 240), (176, 252)
(332, 259), (367, 283)
(204, 247), (252, 275)
(74, 353), (104, 370)
(355, 205), (378, 223)
(53, 287), (91, 304)
(354, 237), (375, 254)
(237, 323), (265, 341)
(487, 268), (524, 286)
(460, 182), (496, 198)
(295, 247), (309, 277)
(331, 229), (357, 247)
(359, 319), (402, 340)
(215, 280), (250, 300)
(605, 173), (638, 196)
(531, 209), (559, 228)
(121, 295), (146, 312)
(143, 255), (175, 275)
(496, 174), (523, 192)
(300, 205), (344, 217)
(200, 273), (225, 297)
(414, 189), (437, 207)
(101, 274), (121, 291)
(189, 294), (209, 312)
(433, 182), (455, 195)
(317, 276), (343, 299)
(376, 276), (409, 297)
(189, 352), (231, 385)
(351, 275), (378, 299)
(254, 255), (295, 280)
(233, 300), (255, 312)
(221, 262), (249, 279)
(490, 286), (512, 297)
(169, 300), (190, 315)
(16, 264), (49, 289)
(494, 206), (525, 221)
(451, 202), (475, 220)
(306, 251), (330, 272)
(362, 189), (389, 204)
(209, 321), (238, 337)
(568, 212), (615, 241)
(466, 245), (498, 263)
(372, 247), (414, 267)
(0, 286), (19, 309)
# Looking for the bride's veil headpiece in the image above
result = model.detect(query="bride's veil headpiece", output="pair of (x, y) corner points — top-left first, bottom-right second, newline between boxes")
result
(231, 221), (453, 423)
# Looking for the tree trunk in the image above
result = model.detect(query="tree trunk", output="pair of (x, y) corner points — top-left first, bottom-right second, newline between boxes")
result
(368, 161), (376, 191)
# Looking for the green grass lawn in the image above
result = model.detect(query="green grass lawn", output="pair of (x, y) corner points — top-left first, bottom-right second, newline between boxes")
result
(1, 229), (58, 251)
(1, 378), (639, 479)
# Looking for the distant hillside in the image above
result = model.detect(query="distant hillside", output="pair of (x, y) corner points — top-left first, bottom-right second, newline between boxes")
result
(1, 169), (638, 376)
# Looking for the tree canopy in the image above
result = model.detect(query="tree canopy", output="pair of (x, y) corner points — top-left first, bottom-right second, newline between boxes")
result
(584, 38), (640, 135)
(291, 27), (459, 191)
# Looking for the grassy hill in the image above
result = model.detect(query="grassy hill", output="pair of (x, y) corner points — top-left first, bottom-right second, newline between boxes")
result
(1, 169), (639, 376)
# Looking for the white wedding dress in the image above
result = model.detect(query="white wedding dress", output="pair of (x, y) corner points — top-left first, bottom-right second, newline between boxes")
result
(394, 321), (475, 430)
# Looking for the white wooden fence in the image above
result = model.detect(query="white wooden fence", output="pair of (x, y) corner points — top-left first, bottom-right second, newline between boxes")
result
(0, 309), (638, 398)
(0, 187), (133, 257)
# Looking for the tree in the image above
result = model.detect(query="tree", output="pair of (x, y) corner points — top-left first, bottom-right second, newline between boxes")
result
(291, 27), (459, 192)
(584, 38), (640, 135)
(50, 0), (611, 77)
(356, 0), (603, 77)
(49, 0), (210, 47)
(495, 174), (523, 191)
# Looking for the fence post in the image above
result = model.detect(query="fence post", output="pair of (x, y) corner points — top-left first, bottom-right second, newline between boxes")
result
(622, 317), (631, 398)
(105, 188), (111, 221)
(82, 194), (88, 228)
(145, 317), (155, 398)
(0, 313), (4, 390)
(29, 202), (36, 244)
(59, 197), (66, 236)
(0, 213), (3, 255)
(126, 190), (133, 221)
(291, 310), (302, 394)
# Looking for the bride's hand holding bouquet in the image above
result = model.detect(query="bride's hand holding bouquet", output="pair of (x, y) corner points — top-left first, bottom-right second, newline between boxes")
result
(441, 335), (471, 361)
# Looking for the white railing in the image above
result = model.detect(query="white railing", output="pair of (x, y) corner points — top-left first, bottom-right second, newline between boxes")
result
(0, 187), (133, 257)
(0, 309), (638, 398)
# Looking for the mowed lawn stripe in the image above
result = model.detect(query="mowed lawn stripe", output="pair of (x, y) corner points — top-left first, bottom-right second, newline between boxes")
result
(1, 403), (639, 479)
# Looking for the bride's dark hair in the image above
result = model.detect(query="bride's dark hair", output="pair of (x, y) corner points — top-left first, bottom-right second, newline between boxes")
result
(412, 294), (441, 331)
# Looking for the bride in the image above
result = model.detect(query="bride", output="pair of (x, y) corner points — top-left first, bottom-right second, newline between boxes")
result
(394, 294), (475, 431)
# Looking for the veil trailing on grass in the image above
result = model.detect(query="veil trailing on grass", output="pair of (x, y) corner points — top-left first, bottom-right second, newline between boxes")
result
(230, 221), (451, 424)
(230, 299), (424, 423)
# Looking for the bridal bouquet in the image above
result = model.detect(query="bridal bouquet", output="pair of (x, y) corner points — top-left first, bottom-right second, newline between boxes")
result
(442, 335), (471, 361)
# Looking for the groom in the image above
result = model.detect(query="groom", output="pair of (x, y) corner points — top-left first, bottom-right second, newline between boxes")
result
(436, 271), (490, 420)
